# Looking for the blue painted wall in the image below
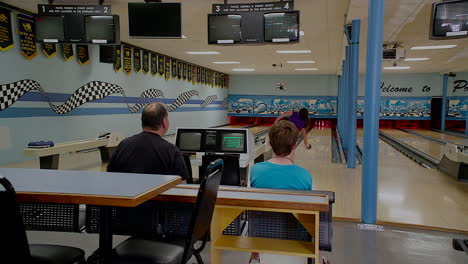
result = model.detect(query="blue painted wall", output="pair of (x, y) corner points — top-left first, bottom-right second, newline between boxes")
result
(0, 12), (228, 165)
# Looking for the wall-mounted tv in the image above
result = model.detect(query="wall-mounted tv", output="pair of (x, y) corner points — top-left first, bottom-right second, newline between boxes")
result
(264, 11), (300, 43)
(36, 15), (66, 43)
(128, 3), (182, 38)
(208, 14), (242, 44)
(85, 15), (120, 44)
(431, 0), (468, 39)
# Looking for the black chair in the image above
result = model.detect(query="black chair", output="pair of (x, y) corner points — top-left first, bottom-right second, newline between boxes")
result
(0, 176), (85, 264)
(112, 159), (224, 264)
(201, 154), (240, 186)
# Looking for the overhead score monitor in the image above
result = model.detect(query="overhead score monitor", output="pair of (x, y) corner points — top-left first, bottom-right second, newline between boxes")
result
(264, 11), (299, 42)
(85, 15), (120, 44)
(128, 2), (182, 38)
(431, 0), (468, 39)
(220, 132), (245, 152)
(178, 131), (203, 152)
(208, 0), (299, 45)
(208, 14), (242, 44)
(36, 15), (66, 43)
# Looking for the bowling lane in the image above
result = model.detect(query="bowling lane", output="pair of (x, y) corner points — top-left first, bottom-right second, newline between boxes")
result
(407, 129), (468, 145)
(296, 127), (361, 220)
(380, 129), (445, 160)
(248, 125), (271, 135)
(357, 129), (468, 231)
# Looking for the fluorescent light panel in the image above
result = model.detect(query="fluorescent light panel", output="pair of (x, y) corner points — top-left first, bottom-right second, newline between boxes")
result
(186, 51), (220, 55)
(410, 45), (457, 50)
(276, 50), (311, 54)
(294, 68), (319, 71)
(213, 61), (240, 64)
(404, 58), (430, 61)
(287, 61), (315, 64)
(232, 68), (255, 72)
(384, 66), (411, 70)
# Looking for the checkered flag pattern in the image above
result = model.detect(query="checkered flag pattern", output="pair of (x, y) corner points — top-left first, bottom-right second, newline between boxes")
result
(0, 80), (51, 111)
(219, 97), (228, 108)
(167, 90), (199, 112)
(128, 89), (165, 113)
(51, 81), (127, 114)
(200, 95), (217, 108)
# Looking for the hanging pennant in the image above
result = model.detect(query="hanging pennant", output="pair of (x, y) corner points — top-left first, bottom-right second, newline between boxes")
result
(225, 74), (230, 89)
(200, 68), (205, 84)
(187, 64), (192, 83)
(151, 53), (158, 76)
(133, 48), (141, 73)
(41, 43), (56, 58)
(204, 69), (208, 85)
(221, 74), (225, 88)
(165, 57), (171, 81)
(177, 61), (182, 80)
(123, 46), (132, 75)
(158, 55), (165, 76)
(208, 70), (212, 87)
(171, 58), (177, 79)
(17, 13), (37, 59)
(0, 7), (14, 51)
(198, 67), (202, 84)
(114, 45), (122, 72)
(215, 72), (219, 87)
(62, 44), (74, 61)
(183, 63), (187, 80)
(192, 65), (197, 85)
(76, 45), (90, 65)
(142, 51), (149, 74)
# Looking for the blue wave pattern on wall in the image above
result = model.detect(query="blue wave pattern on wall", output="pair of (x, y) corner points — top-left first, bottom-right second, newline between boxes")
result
(0, 79), (224, 115)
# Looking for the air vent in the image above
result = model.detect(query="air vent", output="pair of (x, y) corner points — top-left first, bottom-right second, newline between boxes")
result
(383, 48), (405, 60)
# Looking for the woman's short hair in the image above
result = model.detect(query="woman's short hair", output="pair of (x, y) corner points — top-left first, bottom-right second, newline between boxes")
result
(141, 102), (168, 130)
(269, 120), (299, 156)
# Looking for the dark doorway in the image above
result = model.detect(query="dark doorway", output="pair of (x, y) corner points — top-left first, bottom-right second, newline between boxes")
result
(431, 97), (442, 129)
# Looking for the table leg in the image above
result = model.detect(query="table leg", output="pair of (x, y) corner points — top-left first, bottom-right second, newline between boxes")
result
(210, 207), (243, 264)
(99, 206), (113, 264)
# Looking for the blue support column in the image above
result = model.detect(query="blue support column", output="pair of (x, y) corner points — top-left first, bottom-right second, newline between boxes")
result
(441, 74), (448, 131)
(337, 75), (343, 133)
(342, 47), (351, 150)
(347, 20), (361, 169)
(362, 0), (385, 224)
(338, 61), (345, 134)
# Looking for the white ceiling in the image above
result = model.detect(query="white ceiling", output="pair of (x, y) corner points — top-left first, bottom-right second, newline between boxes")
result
(6, 0), (468, 75)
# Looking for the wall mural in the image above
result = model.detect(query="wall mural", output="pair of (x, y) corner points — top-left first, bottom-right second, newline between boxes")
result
(229, 95), (337, 117)
(447, 98), (468, 119)
(229, 95), (430, 119)
(0, 79), (226, 115)
(357, 98), (431, 118)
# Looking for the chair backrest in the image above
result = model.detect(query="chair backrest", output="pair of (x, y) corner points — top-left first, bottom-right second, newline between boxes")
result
(0, 176), (32, 262)
(182, 159), (223, 262)
(201, 154), (240, 186)
(182, 154), (194, 184)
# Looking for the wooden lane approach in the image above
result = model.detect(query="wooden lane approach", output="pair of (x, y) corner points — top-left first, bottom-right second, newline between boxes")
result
(154, 185), (330, 263)
(23, 133), (124, 170)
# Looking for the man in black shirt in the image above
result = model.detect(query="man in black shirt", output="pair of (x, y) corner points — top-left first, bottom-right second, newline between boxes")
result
(107, 102), (188, 180)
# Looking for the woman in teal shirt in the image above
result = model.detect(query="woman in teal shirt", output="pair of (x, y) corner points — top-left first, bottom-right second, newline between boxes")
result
(249, 121), (315, 264)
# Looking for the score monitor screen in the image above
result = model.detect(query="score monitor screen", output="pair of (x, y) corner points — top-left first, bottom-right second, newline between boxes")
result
(85, 15), (117, 43)
(178, 132), (202, 152)
(208, 14), (242, 44)
(221, 132), (245, 152)
(264, 11), (299, 42)
(36, 16), (66, 43)
(432, 0), (468, 39)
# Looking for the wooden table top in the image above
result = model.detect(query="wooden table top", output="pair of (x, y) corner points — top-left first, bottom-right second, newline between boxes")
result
(154, 185), (330, 212)
(1, 168), (181, 207)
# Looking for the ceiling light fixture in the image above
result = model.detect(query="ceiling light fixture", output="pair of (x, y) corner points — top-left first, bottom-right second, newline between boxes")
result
(232, 68), (255, 72)
(410, 45), (457, 50)
(404, 58), (430, 61)
(294, 68), (319, 71)
(186, 51), (221, 55)
(213, 61), (240, 64)
(384, 66), (411, 70)
(287, 61), (315, 64)
(276, 50), (311, 54)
